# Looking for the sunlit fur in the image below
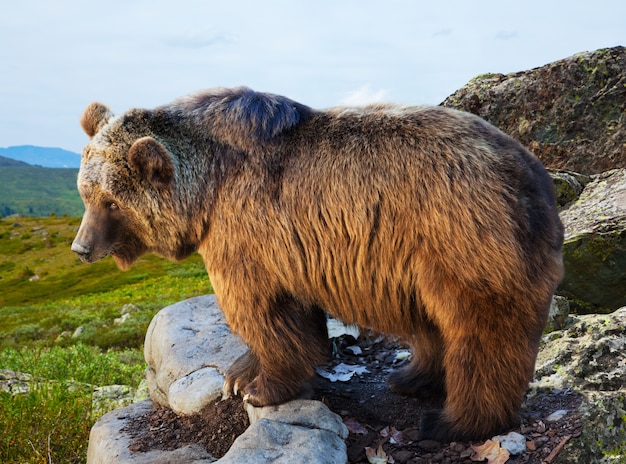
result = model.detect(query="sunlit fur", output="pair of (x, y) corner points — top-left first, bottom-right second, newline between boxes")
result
(73, 87), (564, 442)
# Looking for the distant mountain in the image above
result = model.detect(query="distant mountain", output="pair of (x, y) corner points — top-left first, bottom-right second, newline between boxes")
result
(0, 145), (81, 168)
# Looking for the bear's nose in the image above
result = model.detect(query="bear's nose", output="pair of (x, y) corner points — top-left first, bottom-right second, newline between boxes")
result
(71, 241), (91, 257)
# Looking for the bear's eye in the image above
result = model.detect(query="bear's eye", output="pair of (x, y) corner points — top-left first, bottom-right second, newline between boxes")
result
(108, 202), (119, 211)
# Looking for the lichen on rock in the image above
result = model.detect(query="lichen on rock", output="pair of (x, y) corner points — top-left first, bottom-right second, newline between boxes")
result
(442, 46), (626, 174)
(558, 169), (626, 312)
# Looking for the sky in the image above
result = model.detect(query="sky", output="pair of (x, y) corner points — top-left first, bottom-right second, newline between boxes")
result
(0, 0), (624, 154)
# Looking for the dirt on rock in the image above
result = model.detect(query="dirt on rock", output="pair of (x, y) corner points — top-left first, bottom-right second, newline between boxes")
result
(123, 333), (582, 463)
(124, 396), (249, 459)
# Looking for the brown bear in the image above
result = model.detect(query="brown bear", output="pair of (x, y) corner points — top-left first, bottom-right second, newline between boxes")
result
(71, 86), (564, 442)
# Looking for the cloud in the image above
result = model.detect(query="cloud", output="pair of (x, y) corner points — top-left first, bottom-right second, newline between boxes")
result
(339, 85), (388, 106)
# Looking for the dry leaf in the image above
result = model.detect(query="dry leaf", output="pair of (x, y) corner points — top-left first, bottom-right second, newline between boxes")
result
(365, 443), (394, 464)
(471, 439), (510, 464)
(379, 426), (404, 445)
(344, 417), (368, 435)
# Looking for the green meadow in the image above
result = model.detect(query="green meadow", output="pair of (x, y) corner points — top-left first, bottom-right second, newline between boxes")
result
(0, 215), (211, 463)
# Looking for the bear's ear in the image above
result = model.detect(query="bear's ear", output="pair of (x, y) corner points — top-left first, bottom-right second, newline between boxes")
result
(128, 137), (174, 189)
(208, 87), (310, 151)
(80, 102), (114, 138)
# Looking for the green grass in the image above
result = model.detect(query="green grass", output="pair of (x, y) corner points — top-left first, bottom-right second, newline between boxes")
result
(0, 215), (211, 346)
(0, 344), (146, 463)
(0, 215), (213, 463)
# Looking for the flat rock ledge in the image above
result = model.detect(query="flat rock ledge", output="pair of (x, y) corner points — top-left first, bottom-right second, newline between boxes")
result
(86, 295), (348, 464)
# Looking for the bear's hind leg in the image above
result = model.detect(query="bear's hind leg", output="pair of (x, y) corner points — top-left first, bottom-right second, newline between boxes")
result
(229, 295), (330, 407)
(419, 295), (545, 442)
(388, 320), (445, 399)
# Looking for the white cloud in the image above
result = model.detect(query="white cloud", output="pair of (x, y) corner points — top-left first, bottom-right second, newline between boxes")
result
(339, 85), (388, 106)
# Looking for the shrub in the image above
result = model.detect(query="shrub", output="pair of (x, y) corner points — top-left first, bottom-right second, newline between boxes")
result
(0, 344), (146, 463)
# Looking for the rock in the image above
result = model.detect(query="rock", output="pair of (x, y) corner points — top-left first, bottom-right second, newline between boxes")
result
(534, 308), (626, 391)
(559, 169), (626, 312)
(532, 307), (626, 462)
(92, 384), (136, 416)
(219, 399), (348, 464)
(133, 378), (150, 403)
(551, 171), (586, 209)
(168, 367), (225, 415)
(219, 418), (346, 464)
(121, 303), (140, 315)
(546, 295), (572, 332)
(72, 326), (85, 338)
(87, 400), (216, 464)
(492, 431), (526, 455)
(143, 295), (248, 414)
(87, 397), (349, 464)
(87, 294), (349, 463)
(0, 369), (33, 395)
(245, 399), (349, 439)
(114, 313), (131, 325)
(442, 46), (626, 175)
(545, 410), (568, 422)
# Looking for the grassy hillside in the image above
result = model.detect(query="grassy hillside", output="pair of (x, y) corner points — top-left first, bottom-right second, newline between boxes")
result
(0, 166), (84, 217)
(0, 215), (213, 463)
(0, 215), (210, 348)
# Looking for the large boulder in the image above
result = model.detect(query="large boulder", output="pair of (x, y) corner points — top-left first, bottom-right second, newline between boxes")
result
(558, 169), (626, 312)
(143, 295), (248, 415)
(533, 307), (626, 462)
(442, 46), (626, 174)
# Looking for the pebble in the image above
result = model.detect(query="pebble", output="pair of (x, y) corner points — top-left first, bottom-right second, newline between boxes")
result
(546, 409), (568, 422)
(449, 442), (466, 454)
(492, 431), (527, 455)
(535, 420), (547, 433)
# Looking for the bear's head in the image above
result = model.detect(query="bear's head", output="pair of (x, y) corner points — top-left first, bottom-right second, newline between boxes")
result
(71, 102), (185, 270)
(71, 87), (311, 270)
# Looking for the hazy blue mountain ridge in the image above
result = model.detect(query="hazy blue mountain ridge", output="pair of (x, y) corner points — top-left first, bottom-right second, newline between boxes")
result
(0, 145), (81, 168)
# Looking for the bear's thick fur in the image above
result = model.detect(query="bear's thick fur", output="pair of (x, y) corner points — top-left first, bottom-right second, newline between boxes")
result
(72, 87), (564, 441)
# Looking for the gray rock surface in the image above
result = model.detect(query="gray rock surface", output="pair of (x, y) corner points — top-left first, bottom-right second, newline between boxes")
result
(87, 398), (348, 464)
(221, 400), (348, 464)
(532, 307), (626, 462)
(87, 400), (216, 464)
(143, 295), (247, 415)
(87, 295), (349, 464)
(559, 169), (626, 312)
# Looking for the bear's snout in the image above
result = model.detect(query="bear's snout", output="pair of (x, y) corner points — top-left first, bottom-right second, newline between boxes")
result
(71, 241), (92, 262)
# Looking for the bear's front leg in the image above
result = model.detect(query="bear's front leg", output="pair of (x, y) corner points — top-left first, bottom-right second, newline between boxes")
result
(223, 350), (260, 398)
(224, 296), (330, 407)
